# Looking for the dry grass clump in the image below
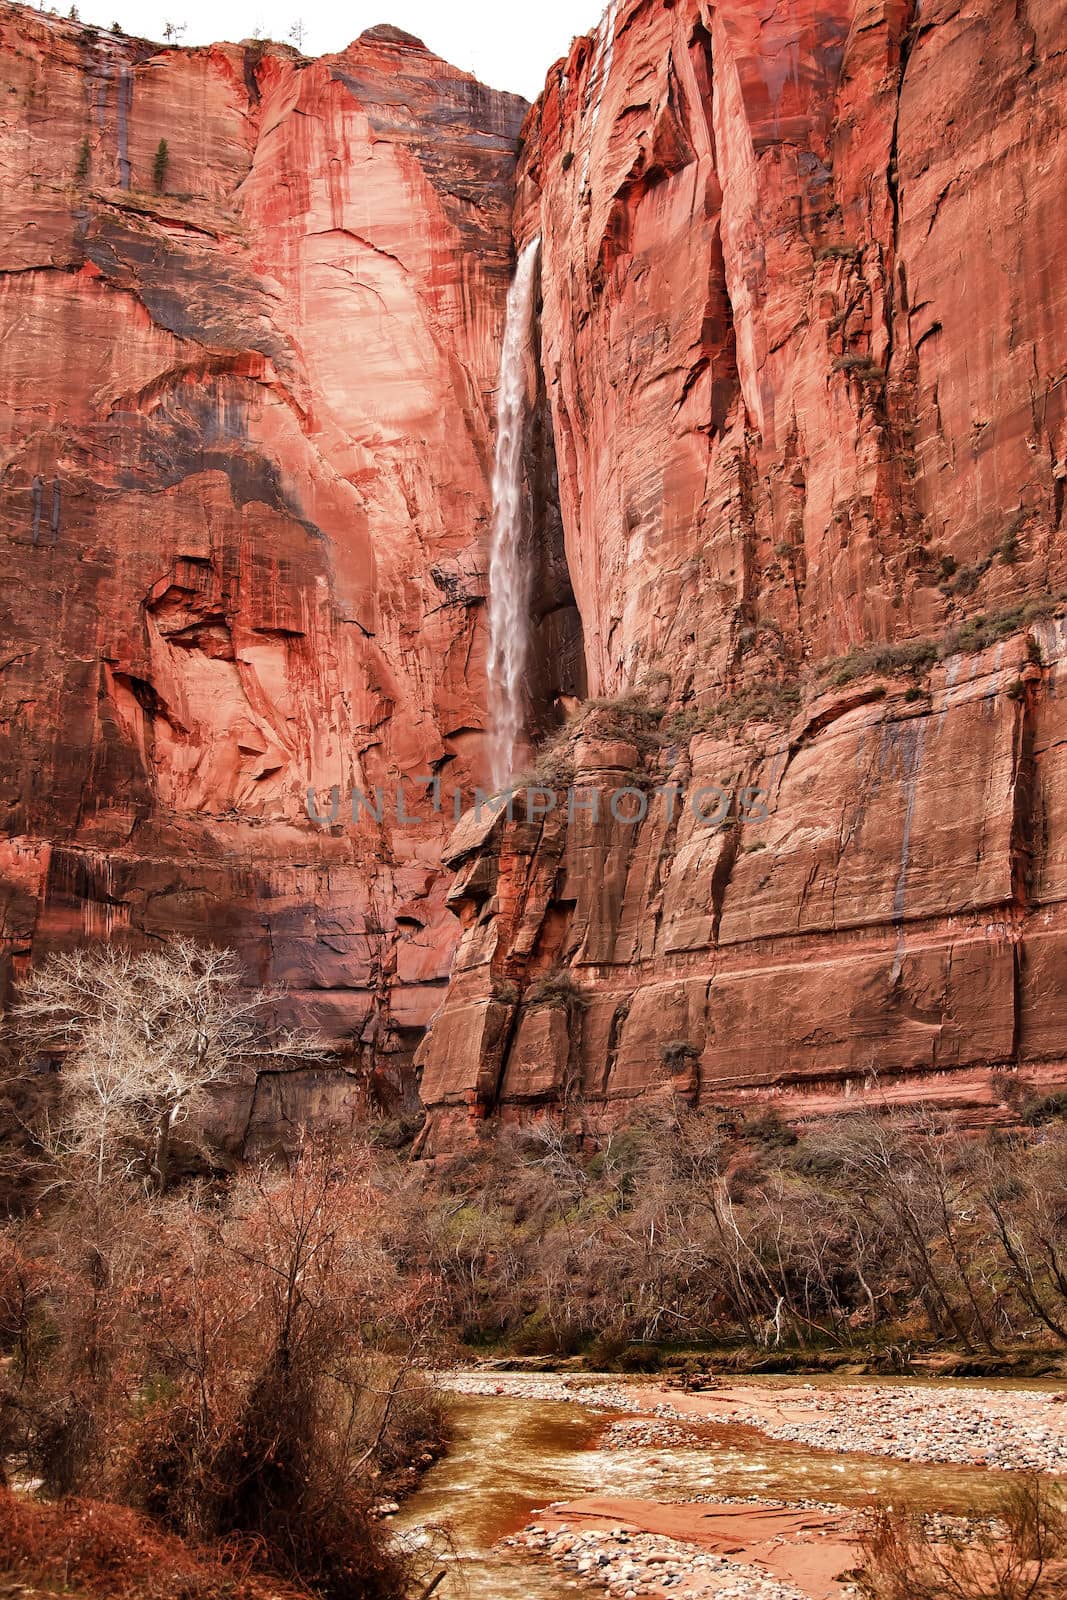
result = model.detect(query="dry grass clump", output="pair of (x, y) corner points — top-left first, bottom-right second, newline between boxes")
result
(821, 594), (1066, 690)
(856, 1473), (1067, 1600)
(833, 353), (885, 385)
(662, 682), (801, 740)
(659, 1040), (700, 1069)
(518, 720), (577, 787)
(526, 970), (589, 1010)
(0, 1487), (311, 1600)
(513, 694), (666, 790)
(941, 602), (1056, 656)
(825, 637), (939, 686)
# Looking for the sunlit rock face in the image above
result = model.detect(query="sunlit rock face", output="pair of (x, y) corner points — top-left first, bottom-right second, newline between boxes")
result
(416, 0), (1067, 1147)
(0, 2), (526, 1129)
(3, 0), (1066, 1152)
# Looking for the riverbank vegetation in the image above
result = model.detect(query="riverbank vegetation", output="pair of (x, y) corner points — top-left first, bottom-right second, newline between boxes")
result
(856, 1473), (1067, 1600)
(0, 942), (447, 1600)
(0, 1137), (448, 1598)
(406, 1101), (1067, 1368)
(2, 938), (1067, 1599)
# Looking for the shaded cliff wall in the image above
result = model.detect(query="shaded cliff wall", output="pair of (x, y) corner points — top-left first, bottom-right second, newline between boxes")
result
(0, 3), (526, 1140)
(524, 283), (588, 739)
(416, 0), (1067, 1146)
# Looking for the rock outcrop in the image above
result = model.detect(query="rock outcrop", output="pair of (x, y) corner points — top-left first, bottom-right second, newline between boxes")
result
(416, 0), (1067, 1145)
(0, 2), (525, 1136)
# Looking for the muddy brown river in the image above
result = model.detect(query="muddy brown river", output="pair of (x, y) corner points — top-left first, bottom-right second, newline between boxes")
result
(394, 1380), (1029, 1598)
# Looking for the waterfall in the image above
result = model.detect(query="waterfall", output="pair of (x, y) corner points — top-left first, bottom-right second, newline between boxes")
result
(487, 235), (541, 791)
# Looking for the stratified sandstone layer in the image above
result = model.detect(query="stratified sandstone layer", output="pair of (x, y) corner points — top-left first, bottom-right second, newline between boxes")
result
(416, 0), (1067, 1145)
(0, 3), (525, 1139)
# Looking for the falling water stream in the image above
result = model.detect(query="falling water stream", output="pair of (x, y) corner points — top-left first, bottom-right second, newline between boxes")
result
(487, 235), (541, 791)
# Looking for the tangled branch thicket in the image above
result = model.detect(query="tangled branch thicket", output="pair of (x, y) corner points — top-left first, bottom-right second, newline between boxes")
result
(0, 941), (447, 1600)
(397, 1104), (1067, 1360)
(0, 1146), (449, 1598)
(13, 936), (325, 1193)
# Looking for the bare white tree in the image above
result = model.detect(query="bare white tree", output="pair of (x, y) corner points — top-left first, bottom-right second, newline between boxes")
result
(15, 938), (327, 1191)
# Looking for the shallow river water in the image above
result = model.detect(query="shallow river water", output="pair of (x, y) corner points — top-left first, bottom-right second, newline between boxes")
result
(394, 1380), (1022, 1599)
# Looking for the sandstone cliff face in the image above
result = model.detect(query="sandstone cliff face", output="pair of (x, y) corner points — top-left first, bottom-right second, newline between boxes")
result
(416, 0), (1067, 1145)
(3, 0), (1065, 1150)
(0, 3), (525, 1137)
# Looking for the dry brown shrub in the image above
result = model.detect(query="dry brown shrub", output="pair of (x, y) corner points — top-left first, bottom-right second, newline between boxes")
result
(0, 1140), (444, 1599)
(856, 1474), (1067, 1600)
(112, 1146), (440, 1599)
(0, 1485), (311, 1600)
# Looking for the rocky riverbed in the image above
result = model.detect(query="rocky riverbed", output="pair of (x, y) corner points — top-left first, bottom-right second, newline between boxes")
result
(405, 1375), (1067, 1600)
(509, 1502), (863, 1600)
(445, 1371), (1067, 1473)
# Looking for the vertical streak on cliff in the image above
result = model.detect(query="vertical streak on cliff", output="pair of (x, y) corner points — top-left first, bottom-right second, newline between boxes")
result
(116, 61), (132, 189)
(488, 236), (541, 791)
(30, 476), (43, 548)
(579, 0), (619, 192)
(1008, 656), (1040, 1064)
(889, 718), (926, 984)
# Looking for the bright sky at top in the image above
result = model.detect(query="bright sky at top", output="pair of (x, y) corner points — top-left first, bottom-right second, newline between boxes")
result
(55, 0), (606, 99)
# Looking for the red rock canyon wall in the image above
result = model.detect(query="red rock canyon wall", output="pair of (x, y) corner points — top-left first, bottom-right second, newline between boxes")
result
(2, 0), (1065, 1151)
(0, 3), (525, 1144)
(415, 0), (1067, 1146)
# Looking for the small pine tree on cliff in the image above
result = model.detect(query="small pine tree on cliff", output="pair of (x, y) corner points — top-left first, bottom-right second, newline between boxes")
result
(152, 137), (168, 193)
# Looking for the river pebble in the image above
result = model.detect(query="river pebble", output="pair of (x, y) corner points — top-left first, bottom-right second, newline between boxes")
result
(507, 1520), (855, 1600)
